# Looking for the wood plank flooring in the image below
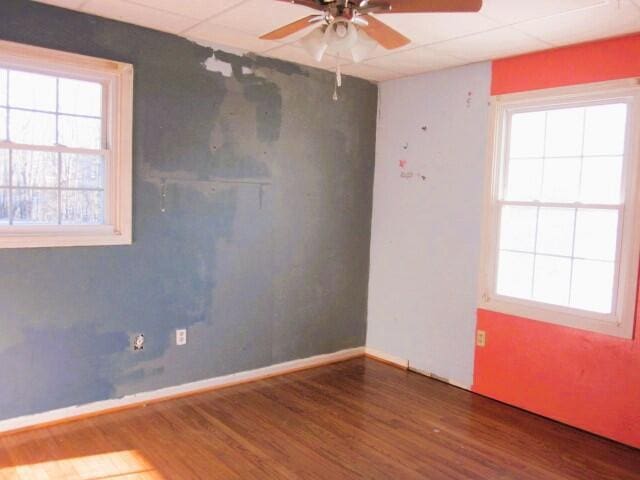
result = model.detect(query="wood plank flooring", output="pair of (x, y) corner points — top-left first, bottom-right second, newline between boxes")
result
(0, 357), (638, 479)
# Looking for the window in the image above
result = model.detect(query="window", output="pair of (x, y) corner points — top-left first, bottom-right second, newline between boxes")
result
(480, 80), (640, 338)
(0, 40), (132, 248)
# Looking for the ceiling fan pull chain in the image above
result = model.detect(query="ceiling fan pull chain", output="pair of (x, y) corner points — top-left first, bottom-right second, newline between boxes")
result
(333, 55), (340, 101)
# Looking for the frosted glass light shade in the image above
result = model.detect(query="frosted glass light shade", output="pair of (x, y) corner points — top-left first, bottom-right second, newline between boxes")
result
(300, 27), (329, 62)
(350, 29), (377, 63)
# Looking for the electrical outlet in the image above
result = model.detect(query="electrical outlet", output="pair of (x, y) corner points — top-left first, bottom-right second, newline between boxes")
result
(476, 330), (486, 347)
(133, 333), (144, 351)
(176, 328), (187, 346)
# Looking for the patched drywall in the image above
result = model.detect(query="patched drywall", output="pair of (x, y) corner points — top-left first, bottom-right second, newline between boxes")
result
(366, 62), (491, 387)
(0, 0), (376, 420)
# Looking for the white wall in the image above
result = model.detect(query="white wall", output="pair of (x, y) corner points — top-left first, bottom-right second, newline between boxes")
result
(367, 62), (492, 387)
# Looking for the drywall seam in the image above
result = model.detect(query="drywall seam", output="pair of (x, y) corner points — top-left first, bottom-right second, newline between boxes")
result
(0, 347), (364, 435)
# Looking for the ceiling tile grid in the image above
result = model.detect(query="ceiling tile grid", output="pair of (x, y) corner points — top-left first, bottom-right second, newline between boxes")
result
(513, 0), (640, 47)
(81, 0), (198, 33)
(33, 0), (640, 82)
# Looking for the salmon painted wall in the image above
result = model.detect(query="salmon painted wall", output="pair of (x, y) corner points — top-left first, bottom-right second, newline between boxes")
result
(473, 33), (640, 449)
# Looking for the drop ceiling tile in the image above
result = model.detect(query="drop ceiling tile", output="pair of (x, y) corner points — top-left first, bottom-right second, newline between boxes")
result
(369, 11), (501, 45)
(349, 36), (424, 62)
(365, 45), (465, 75)
(187, 24), (276, 52)
(82, 0), (199, 33)
(480, 0), (606, 24)
(429, 26), (552, 62)
(334, 62), (401, 82)
(514, 0), (640, 46)
(262, 44), (341, 70)
(203, 0), (319, 37)
(128, 0), (247, 21)
(35, 0), (86, 9)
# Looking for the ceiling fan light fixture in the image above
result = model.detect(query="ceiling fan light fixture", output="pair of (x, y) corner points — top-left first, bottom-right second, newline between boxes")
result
(324, 20), (358, 54)
(350, 29), (377, 63)
(352, 16), (369, 27)
(300, 27), (329, 62)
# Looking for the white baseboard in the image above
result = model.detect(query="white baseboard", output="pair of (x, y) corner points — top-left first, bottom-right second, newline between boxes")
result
(447, 378), (471, 391)
(0, 346), (365, 435)
(364, 347), (409, 369)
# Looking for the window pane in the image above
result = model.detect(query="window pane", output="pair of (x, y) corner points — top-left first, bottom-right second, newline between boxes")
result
(583, 104), (627, 156)
(0, 189), (8, 224)
(574, 209), (618, 261)
(9, 110), (56, 146)
(11, 150), (58, 188)
(61, 190), (103, 225)
(533, 255), (571, 306)
(11, 189), (58, 224)
(0, 108), (6, 141)
(499, 205), (537, 252)
(545, 107), (584, 157)
(570, 259), (615, 313)
(58, 115), (101, 149)
(58, 78), (102, 117)
(510, 111), (545, 158)
(61, 154), (104, 189)
(8, 70), (57, 112)
(580, 156), (622, 205)
(541, 156), (581, 202)
(536, 207), (575, 256)
(505, 157), (542, 201)
(0, 150), (8, 186)
(0, 69), (6, 106)
(496, 250), (533, 299)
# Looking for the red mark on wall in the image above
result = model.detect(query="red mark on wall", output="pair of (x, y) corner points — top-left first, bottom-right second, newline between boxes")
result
(399, 159), (407, 169)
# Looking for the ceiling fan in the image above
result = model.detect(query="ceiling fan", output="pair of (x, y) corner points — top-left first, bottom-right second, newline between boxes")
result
(259, 0), (482, 98)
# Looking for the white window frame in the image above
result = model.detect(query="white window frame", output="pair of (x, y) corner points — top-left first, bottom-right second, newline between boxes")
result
(0, 40), (133, 248)
(479, 79), (640, 339)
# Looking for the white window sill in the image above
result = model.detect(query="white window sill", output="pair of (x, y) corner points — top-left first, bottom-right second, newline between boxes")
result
(479, 295), (635, 339)
(0, 225), (132, 248)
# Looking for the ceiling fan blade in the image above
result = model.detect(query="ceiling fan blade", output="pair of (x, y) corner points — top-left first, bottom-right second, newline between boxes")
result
(259, 15), (323, 40)
(273, 0), (327, 11)
(359, 15), (410, 49)
(367, 0), (482, 13)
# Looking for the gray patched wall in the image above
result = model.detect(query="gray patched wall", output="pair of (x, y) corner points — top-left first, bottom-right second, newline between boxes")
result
(0, 0), (376, 420)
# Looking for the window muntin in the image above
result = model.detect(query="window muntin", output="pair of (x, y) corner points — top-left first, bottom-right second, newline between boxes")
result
(481, 82), (640, 338)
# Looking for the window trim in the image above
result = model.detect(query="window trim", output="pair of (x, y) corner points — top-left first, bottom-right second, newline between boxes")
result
(0, 40), (133, 248)
(478, 78), (640, 339)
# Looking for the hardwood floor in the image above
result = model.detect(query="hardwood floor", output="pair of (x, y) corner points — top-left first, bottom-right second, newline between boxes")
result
(0, 357), (638, 479)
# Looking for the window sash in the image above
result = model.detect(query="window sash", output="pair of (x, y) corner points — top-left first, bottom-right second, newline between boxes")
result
(479, 80), (640, 339)
(0, 63), (111, 228)
(492, 201), (623, 318)
(0, 63), (110, 148)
